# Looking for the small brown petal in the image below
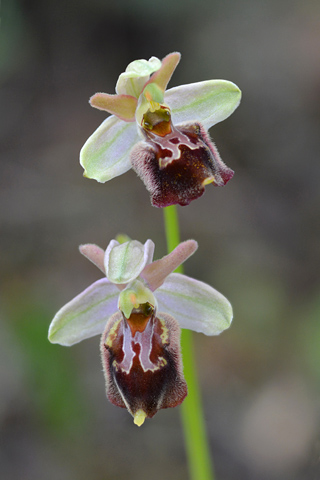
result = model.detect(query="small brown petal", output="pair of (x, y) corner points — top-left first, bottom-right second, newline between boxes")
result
(141, 239), (198, 291)
(79, 244), (106, 274)
(146, 52), (181, 93)
(90, 93), (137, 122)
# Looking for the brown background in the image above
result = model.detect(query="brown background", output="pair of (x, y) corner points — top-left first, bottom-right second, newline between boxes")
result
(1, 0), (320, 479)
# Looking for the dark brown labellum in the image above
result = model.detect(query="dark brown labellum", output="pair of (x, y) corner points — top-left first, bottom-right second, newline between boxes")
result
(130, 121), (234, 207)
(100, 309), (187, 422)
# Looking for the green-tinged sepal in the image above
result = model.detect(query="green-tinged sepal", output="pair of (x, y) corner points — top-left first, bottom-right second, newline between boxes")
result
(165, 79), (241, 129)
(105, 239), (155, 285)
(48, 278), (119, 346)
(156, 273), (233, 335)
(80, 115), (138, 183)
(116, 56), (162, 98)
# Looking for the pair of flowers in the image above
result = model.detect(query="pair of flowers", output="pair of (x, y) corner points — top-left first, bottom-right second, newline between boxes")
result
(49, 53), (240, 425)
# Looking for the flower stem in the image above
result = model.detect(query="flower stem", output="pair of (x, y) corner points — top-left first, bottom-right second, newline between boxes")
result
(163, 205), (215, 480)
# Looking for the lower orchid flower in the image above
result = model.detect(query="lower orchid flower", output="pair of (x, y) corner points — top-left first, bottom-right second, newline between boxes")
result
(80, 52), (241, 207)
(48, 238), (233, 426)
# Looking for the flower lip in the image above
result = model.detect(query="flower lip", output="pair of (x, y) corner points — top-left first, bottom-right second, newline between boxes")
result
(100, 310), (188, 422)
(131, 121), (234, 207)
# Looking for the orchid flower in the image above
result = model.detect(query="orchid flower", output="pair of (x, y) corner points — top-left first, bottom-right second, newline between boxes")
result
(80, 52), (241, 207)
(48, 238), (233, 426)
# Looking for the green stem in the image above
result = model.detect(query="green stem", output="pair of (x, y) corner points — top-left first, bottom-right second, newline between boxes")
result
(163, 205), (215, 480)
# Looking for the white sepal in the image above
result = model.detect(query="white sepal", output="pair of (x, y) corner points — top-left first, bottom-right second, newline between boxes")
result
(156, 273), (233, 335)
(105, 239), (155, 285)
(116, 57), (162, 98)
(48, 278), (119, 346)
(80, 115), (139, 183)
(165, 79), (241, 130)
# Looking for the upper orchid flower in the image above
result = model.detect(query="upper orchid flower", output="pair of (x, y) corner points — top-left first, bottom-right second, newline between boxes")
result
(48, 238), (232, 426)
(80, 52), (241, 207)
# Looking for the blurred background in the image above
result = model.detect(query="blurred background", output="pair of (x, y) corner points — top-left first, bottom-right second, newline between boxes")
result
(1, 0), (320, 479)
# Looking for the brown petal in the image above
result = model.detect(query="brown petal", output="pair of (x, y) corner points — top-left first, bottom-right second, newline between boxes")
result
(141, 240), (198, 291)
(146, 52), (181, 93)
(90, 93), (137, 122)
(79, 243), (105, 273)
